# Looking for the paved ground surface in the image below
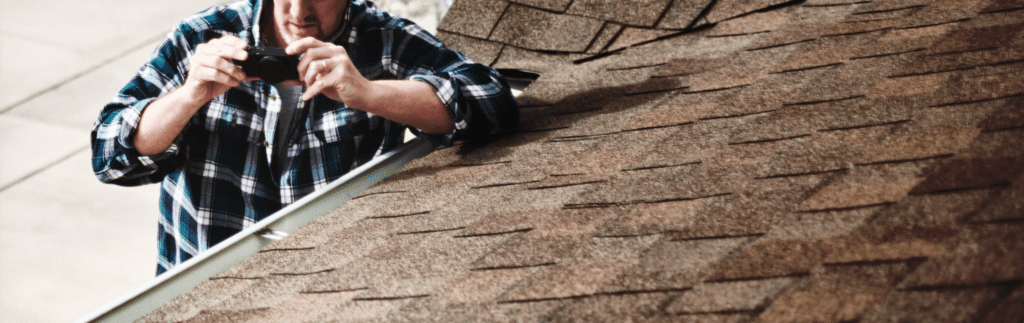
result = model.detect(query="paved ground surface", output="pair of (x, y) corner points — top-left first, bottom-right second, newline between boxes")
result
(0, 1), (444, 322)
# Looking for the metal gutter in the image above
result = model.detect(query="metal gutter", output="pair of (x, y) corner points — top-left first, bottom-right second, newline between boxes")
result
(76, 138), (436, 323)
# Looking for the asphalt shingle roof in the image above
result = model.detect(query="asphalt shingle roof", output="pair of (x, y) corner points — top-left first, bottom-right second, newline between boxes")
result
(140, 0), (1024, 321)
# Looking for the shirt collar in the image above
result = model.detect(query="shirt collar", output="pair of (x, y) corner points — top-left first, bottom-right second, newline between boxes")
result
(251, 0), (267, 47)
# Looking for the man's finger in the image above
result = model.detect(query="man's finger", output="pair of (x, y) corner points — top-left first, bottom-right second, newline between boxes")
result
(220, 35), (248, 49)
(196, 65), (240, 87)
(303, 46), (345, 59)
(296, 48), (335, 80)
(216, 46), (247, 61)
(301, 79), (327, 101)
(197, 40), (247, 62)
(195, 55), (245, 82)
(302, 67), (345, 101)
(302, 60), (325, 87)
(285, 37), (325, 56)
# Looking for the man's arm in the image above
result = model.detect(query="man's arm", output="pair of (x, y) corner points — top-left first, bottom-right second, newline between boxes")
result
(134, 35), (250, 155)
(92, 27), (255, 186)
(359, 80), (455, 134)
(285, 37), (455, 134)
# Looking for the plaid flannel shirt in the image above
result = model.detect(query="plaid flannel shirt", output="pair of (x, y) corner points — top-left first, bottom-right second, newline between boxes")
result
(91, 0), (517, 275)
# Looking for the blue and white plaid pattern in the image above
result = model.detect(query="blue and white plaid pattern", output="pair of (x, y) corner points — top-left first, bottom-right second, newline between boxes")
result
(91, 0), (517, 275)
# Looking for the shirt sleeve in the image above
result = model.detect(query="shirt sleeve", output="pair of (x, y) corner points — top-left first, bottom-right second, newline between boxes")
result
(91, 27), (193, 186)
(381, 18), (519, 146)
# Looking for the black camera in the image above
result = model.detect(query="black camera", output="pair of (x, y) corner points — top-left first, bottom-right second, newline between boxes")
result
(203, 31), (300, 84)
(238, 46), (300, 84)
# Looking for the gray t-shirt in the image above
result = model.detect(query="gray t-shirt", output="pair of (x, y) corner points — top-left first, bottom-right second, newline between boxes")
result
(272, 84), (305, 177)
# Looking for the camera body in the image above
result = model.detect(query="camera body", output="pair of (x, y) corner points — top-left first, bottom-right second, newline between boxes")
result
(238, 46), (300, 84)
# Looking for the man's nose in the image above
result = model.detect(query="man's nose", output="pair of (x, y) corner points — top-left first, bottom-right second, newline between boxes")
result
(291, 0), (316, 22)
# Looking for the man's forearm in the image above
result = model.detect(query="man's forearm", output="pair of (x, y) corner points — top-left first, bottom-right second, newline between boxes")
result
(286, 38), (455, 134)
(132, 34), (249, 156)
(358, 80), (455, 134)
(134, 87), (206, 156)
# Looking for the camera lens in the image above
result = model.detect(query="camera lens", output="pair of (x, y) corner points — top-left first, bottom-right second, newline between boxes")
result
(258, 56), (288, 83)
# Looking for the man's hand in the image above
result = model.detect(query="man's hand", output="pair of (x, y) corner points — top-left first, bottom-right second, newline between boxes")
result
(287, 37), (375, 106)
(182, 35), (250, 104)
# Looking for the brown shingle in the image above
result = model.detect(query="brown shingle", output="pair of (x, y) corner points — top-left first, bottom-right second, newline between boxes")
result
(868, 189), (992, 230)
(391, 301), (567, 322)
(854, 125), (979, 165)
(925, 22), (1024, 54)
(429, 267), (538, 304)
(858, 286), (1010, 323)
(566, 164), (744, 207)
(311, 295), (421, 322)
(978, 284), (1024, 323)
(755, 261), (918, 323)
(499, 236), (658, 300)
(437, 0), (509, 39)
(585, 22), (624, 53)
(762, 206), (880, 240)
(820, 226), (956, 265)
(654, 57), (730, 77)
(180, 308), (273, 323)
(565, 0), (674, 27)
(623, 125), (725, 173)
(622, 102), (708, 131)
(894, 48), (1024, 78)
(797, 162), (927, 212)
(666, 277), (798, 313)
(208, 273), (331, 312)
(909, 157), (1023, 194)
(969, 184), (1024, 223)
(709, 9), (794, 36)
(900, 0), (993, 28)
(898, 223), (1024, 287)
(705, 237), (827, 281)
(246, 292), (364, 323)
(509, 0), (572, 12)
(688, 48), (787, 92)
(978, 97), (1024, 131)
(489, 4), (605, 52)
(601, 237), (755, 291)
(436, 32), (504, 65)
(139, 278), (259, 323)
(658, 0), (714, 29)
(771, 47), (850, 73)
(472, 234), (588, 270)
(674, 180), (824, 239)
(595, 196), (720, 236)
(606, 27), (680, 51)
(957, 128), (1024, 159)
(705, 0), (794, 23)
(982, 0), (1024, 12)
(750, 124), (887, 182)
(547, 293), (682, 322)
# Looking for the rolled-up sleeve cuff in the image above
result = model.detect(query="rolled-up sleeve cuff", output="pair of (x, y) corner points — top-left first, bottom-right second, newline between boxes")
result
(409, 74), (464, 146)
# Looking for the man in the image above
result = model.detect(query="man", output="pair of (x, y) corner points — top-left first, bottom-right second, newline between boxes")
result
(91, 0), (518, 275)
